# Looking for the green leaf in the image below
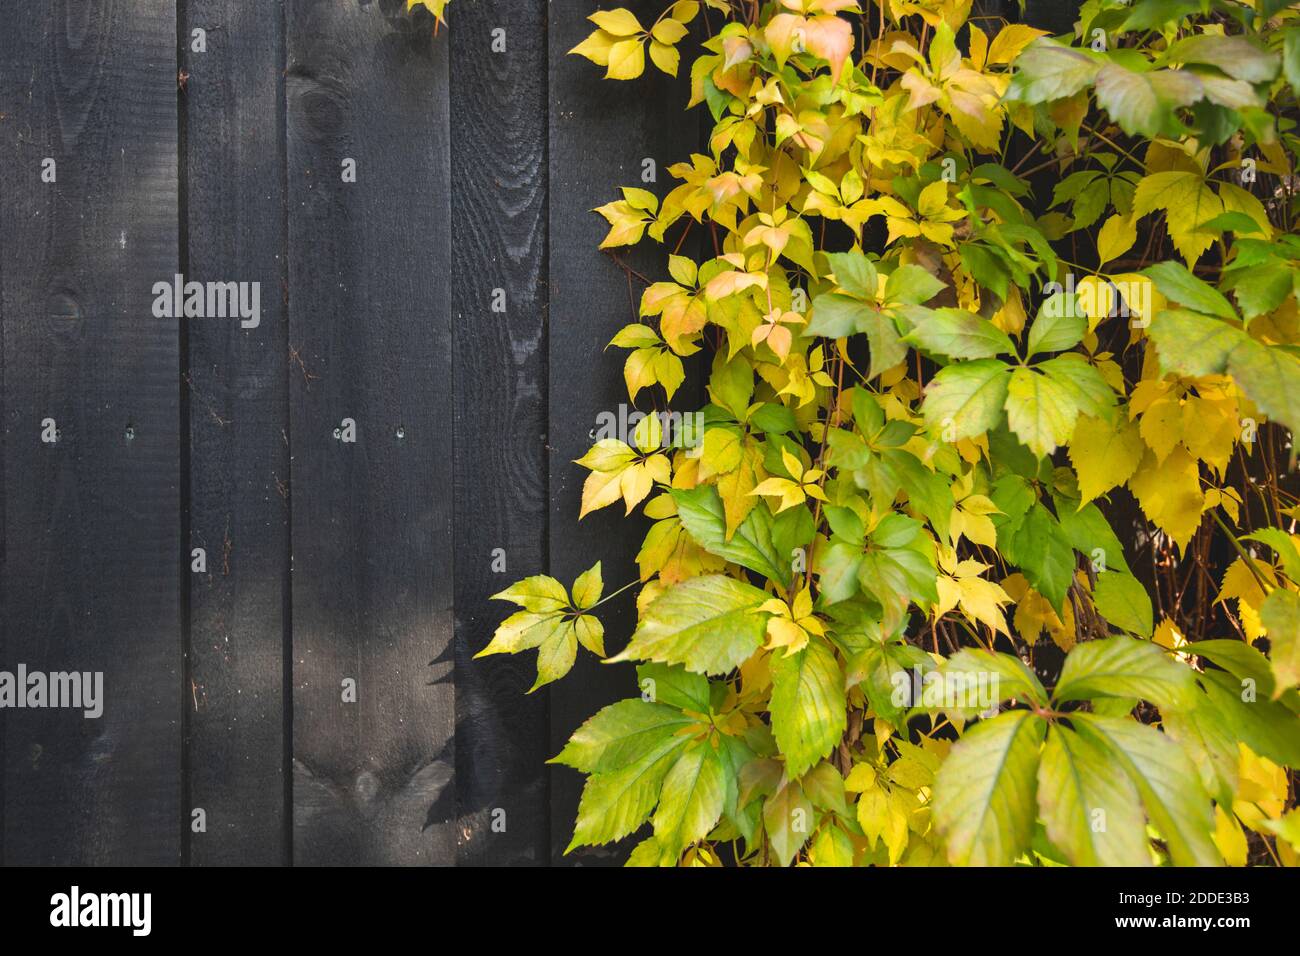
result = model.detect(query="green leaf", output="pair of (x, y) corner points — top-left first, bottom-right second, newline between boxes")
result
(932, 711), (1046, 866)
(940, 648), (1050, 709)
(1007, 40), (1101, 103)
(652, 740), (728, 859)
(1055, 635), (1196, 711)
(770, 641), (848, 779)
(1091, 572), (1154, 638)
(1231, 261), (1293, 321)
(608, 574), (771, 675)
(810, 824), (856, 866)
(1004, 504), (1075, 614)
(801, 761), (850, 819)
(1147, 309), (1243, 376)
(806, 293), (907, 379)
(1162, 695), (1240, 806)
(1073, 715), (1222, 866)
(1120, 0), (1200, 32)
(903, 307), (1014, 359)
(959, 242), (1012, 301)
(636, 662), (711, 712)
(859, 544), (939, 631)
(553, 699), (694, 773)
(1005, 366), (1080, 459)
(1149, 310), (1300, 435)
(533, 623), (579, 691)
(884, 263), (946, 305)
(815, 540), (865, 605)
(763, 778), (814, 866)
(1142, 261), (1237, 320)
(1166, 33), (1279, 84)
(476, 609), (566, 657)
(859, 310), (909, 381)
(709, 353), (754, 420)
(572, 561), (603, 609)
(1224, 336), (1300, 436)
(567, 732), (691, 851)
(1093, 64), (1202, 139)
(922, 359), (1010, 441)
(1027, 293), (1086, 357)
(1037, 724), (1150, 866)
(1054, 498), (1131, 575)
(1039, 355), (1116, 422)
(1285, 25), (1300, 96)
(825, 251), (878, 300)
(673, 485), (788, 584)
(887, 449), (954, 542)
(491, 574), (570, 612)
(1199, 670), (1300, 768)
(1192, 639), (1284, 698)
(1260, 589), (1300, 696)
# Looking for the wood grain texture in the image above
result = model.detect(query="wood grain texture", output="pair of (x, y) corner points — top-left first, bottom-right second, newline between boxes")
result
(449, 0), (549, 865)
(285, 0), (455, 865)
(0, 0), (181, 864)
(546, 0), (702, 865)
(183, 0), (290, 865)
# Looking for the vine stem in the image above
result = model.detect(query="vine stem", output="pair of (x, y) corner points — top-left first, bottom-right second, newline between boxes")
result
(1211, 510), (1273, 596)
(585, 578), (642, 612)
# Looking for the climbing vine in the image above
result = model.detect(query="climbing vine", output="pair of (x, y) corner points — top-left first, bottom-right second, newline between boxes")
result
(477, 0), (1300, 866)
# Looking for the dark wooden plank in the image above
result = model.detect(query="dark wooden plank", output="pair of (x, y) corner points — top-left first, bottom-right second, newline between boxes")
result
(1021, 0), (1079, 33)
(0, 0), (181, 864)
(182, 0), (290, 865)
(449, 0), (549, 865)
(285, 0), (455, 865)
(547, 0), (702, 865)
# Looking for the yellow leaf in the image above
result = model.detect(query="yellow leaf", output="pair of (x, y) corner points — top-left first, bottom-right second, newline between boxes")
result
(651, 19), (689, 44)
(966, 23), (988, 70)
(1003, 573), (1075, 650)
(1128, 446), (1204, 552)
(1068, 414), (1145, 505)
(845, 763), (877, 792)
(986, 24), (1047, 65)
(857, 785), (889, 849)
(1216, 559), (1276, 641)
(1234, 744), (1288, 832)
(1132, 170), (1223, 267)
(589, 8), (643, 37)
(1213, 805), (1249, 868)
(569, 29), (617, 66)
(804, 14), (854, 84)
(624, 347), (658, 400)
(957, 575), (1012, 636)
(606, 37), (646, 80)
(750, 476), (806, 512)
(649, 39), (680, 76)
(766, 617), (810, 656)
(580, 468), (626, 517)
(1096, 213), (1136, 266)
(1153, 617), (1187, 651)
(1217, 181), (1272, 239)
(780, 446), (805, 481)
(717, 443), (763, 538)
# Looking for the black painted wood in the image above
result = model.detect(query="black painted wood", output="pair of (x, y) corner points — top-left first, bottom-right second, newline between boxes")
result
(182, 0), (290, 866)
(284, 0), (455, 865)
(449, 0), (550, 866)
(0, 0), (182, 864)
(546, 0), (703, 865)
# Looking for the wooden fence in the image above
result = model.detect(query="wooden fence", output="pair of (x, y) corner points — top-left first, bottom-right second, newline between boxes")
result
(0, 0), (1068, 866)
